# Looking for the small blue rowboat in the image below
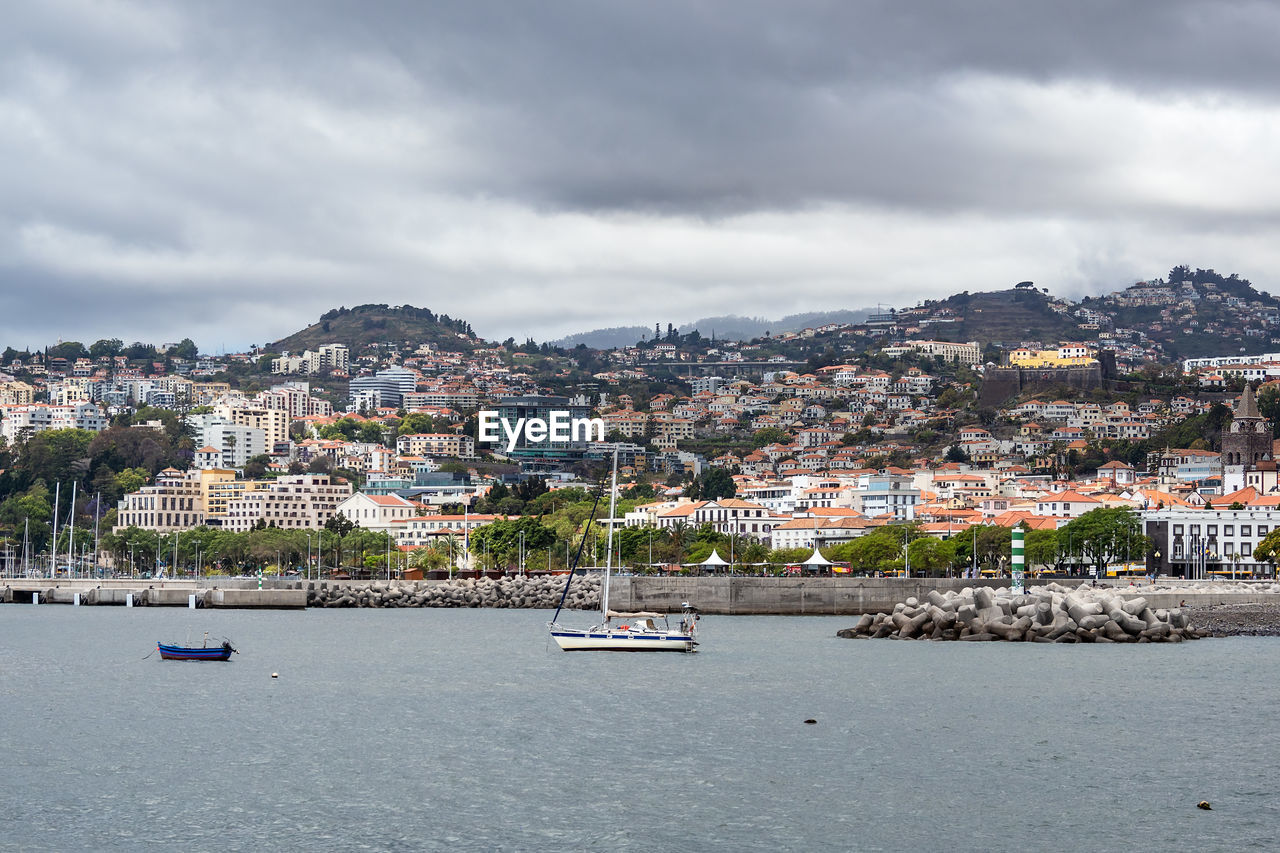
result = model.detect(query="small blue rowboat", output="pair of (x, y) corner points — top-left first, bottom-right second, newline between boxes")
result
(158, 641), (236, 661)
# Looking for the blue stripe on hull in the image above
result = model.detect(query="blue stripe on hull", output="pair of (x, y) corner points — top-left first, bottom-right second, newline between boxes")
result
(550, 631), (698, 652)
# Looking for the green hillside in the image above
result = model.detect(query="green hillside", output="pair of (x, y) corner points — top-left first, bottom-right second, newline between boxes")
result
(941, 288), (1086, 345)
(267, 304), (479, 354)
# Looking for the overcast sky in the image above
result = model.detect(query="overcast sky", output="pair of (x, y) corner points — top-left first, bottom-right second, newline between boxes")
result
(4, 1), (1280, 352)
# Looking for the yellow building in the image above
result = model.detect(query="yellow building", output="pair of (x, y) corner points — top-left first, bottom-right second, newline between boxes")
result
(1008, 346), (1097, 368)
(202, 470), (271, 519)
(0, 381), (35, 406)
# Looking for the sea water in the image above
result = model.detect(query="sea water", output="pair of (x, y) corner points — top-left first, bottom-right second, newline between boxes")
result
(2, 606), (1277, 852)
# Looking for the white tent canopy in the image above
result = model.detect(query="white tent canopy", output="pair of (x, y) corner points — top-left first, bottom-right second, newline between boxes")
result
(700, 549), (729, 566)
(682, 549), (730, 567)
(802, 547), (834, 566)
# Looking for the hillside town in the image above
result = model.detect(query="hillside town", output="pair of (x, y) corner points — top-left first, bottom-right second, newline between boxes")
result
(5, 270), (1280, 581)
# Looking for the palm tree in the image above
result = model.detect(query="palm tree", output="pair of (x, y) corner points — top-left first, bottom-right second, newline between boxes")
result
(666, 522), (688, 565)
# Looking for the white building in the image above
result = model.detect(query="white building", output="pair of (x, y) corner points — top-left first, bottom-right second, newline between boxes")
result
(335, 492), (417, 532)
(0, 402), (108, 442)
(272, 344), (350, 376)
(219, 475), (353, 531)
(187, 413), (268, 469)
(1143, 506), (1280, 579)
(848, 474), (920, 521)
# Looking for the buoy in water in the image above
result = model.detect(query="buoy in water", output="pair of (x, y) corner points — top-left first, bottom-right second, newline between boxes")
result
(271, 672), (279, 679)
(804, 719), (817, 725)
(1197, 801), (1212, 810)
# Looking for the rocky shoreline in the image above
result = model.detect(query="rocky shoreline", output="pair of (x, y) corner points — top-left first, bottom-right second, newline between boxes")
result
(1186, 602), (1280, 637)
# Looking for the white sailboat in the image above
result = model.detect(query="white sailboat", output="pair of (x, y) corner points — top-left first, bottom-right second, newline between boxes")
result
(548, 451), (699, 652)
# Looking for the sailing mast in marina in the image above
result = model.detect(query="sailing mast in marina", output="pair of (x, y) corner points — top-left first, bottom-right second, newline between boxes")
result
(548, 450), (699, 652)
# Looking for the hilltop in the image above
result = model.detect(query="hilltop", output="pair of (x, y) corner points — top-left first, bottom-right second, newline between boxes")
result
(909, 287), (1084, 346)
(266, 305), (479, 354)
(551, 308), (872, 349)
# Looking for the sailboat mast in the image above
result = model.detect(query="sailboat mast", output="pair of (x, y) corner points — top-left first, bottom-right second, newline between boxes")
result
(601, 450), (618, 624)
(51, 481), (60, 577)
(93, 491), (101, 577)
(68, 481), (77, 578)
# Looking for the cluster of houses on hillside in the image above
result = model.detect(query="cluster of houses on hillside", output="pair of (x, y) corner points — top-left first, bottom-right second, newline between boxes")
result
(11, 321), (1280, 579)
(98, 384), (1280, 580)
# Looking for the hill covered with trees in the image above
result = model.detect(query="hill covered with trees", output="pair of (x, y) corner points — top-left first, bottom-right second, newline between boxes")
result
(267, 304), (478, 354)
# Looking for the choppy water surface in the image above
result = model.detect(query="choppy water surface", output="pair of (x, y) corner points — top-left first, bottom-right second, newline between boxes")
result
(2, 606), (1277, 852)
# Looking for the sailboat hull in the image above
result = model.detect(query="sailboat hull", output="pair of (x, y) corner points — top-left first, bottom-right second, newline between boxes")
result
(550, 629), (697, 652)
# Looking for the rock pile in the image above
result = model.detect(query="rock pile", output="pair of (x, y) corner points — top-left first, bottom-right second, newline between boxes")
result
(836, 583), (1201, 642)
(1184, 602), (1280, 637)
(307, 575), (601, 609)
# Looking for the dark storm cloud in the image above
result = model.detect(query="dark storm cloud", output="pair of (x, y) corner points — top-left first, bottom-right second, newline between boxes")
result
(3, 0), (1280, 347)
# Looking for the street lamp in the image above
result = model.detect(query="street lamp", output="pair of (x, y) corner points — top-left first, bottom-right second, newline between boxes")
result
(902, 526), (911, 579)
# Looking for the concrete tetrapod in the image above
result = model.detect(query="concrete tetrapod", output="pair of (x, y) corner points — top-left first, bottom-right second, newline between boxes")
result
(836, 583), (1204, 643)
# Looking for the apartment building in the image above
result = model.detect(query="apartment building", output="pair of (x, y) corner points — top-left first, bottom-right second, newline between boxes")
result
(395, 433), (476, 458)
(0, 402), (108, 442)
(212, 402), (291, 448)
(113, 468), (230, 531)
(219, 474), (353, 531)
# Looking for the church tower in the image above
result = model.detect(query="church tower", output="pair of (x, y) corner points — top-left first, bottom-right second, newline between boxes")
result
(1221, 383), (1272, 493)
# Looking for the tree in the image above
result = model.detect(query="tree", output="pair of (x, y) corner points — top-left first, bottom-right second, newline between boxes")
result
(469, 517), (557, 568)
(325, 514), (355, 537)
(1254, 528), (1280, 567)
(122, 341), (158, 361)
(686, 468), (736, 501)
(1060, 507), (1144, 577)
(830, 527), (904, 573)
(1024, 528), (1060, 571)
(243, 455), (271, 478)
(170, 338), (199, 360)
(397, 412), (437, 436)
(357, 422), (386, 445)
(751, 426), (790, 447)
(47, 341), (89, 361)
(907, 536), (955, 577)
(89, 338), (124, 359)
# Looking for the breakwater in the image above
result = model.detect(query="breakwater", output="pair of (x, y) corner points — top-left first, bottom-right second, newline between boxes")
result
(307, 575), (600, 608)
(836, 583), (1200, 642)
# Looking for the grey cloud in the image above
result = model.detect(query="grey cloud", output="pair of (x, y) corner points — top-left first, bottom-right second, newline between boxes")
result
(2, 1), (1280, 348)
